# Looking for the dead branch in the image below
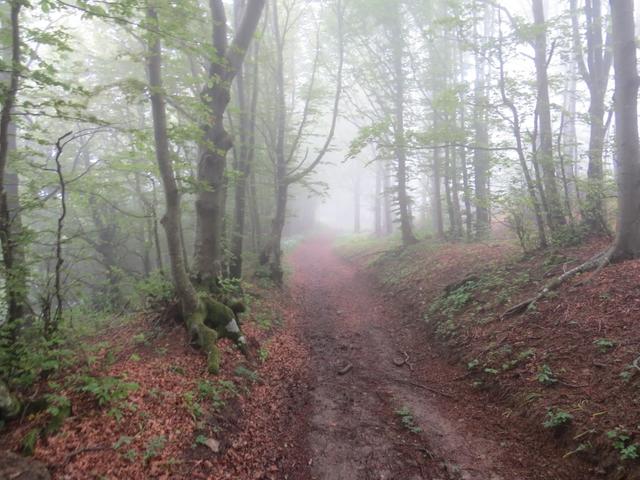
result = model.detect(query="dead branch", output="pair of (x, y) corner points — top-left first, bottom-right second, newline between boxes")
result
(502, 249), (610, 318)
(337, 362), (353, 375)
(391, 378), (454, 399)
(56, 445), (112, 468)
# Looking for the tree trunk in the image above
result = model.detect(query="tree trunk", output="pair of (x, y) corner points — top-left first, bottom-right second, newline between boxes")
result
(497, 12), (548, 248)
(609, 0), (640, 260)
(193, 0), (265, 287)
(354, 174), (361, 234)
(532, 0), (566, 229)
(473, 3), (491, 238)
(229, 15), (261, 279)
(374, 160), (382, 236)
(146, 5), (198, 316)
(0, 1), (26, 324)
(390, 5), (417, 246)
(432, 147), (445, 239)
(383, 160), (393, 235)
(571, 0), (612, 233)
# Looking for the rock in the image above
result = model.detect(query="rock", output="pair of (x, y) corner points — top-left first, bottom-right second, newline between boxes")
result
(0, 381), (21, 420)
(204, 438), (220, 453)
(0, 451), (50, 480)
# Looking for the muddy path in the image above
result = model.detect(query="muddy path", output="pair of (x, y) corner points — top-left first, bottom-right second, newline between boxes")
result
(285, 235), (574, 480)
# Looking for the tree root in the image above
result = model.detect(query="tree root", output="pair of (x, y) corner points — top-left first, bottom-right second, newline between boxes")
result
(502, 249), (611, 319)
(186, 296), (249, 374)
(392, 351), (414, 370)
(337, 362), (353, 375)
(57, 445), (112, 468)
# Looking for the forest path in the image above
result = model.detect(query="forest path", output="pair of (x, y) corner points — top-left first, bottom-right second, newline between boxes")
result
(285, 235), (555, 480)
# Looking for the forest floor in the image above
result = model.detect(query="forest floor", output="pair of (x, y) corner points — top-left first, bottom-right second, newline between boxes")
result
(3, 232), (640, 479)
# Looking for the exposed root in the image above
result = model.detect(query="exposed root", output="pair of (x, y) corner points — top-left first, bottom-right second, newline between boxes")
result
(502, 249), (611, 319)
(56, 445), (112, 468)
(393, 351), (409, 367)
(392, 351), (414, 371)
(337, 362), (353, 375)
(391, 377), (454, 399)
(186, 296), (250, 374)
(632, 355), (640, 372)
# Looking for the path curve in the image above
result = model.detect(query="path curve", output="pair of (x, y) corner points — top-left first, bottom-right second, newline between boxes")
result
(286, 235), (570, 480)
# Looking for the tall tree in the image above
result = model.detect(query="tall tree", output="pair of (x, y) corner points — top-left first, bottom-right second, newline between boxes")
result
(532, 0), (566, 230)
(608, 0), (640, 260)
(0, 1), (27, 324)
(389, 1), (418, 246)
(193, 0), (265, 287)
(570, 0), (612, 234)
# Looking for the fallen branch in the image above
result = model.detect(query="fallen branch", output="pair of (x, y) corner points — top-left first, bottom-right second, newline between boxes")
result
(56, 445), (112, 468)
(337, 362), (353, 375)
(392, 351), (409, 367)
(391, 377), (454, 398)
(632, 355), (640, 372)
(502, 249), (610, 318)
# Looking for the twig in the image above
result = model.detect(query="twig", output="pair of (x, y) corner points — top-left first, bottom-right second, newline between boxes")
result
(632, 355), (640, 372)
(502, 250), (610, 318)
(391, 377), (454, 398)
(57, 445), (112, 468)
(337, 362), (353, 375)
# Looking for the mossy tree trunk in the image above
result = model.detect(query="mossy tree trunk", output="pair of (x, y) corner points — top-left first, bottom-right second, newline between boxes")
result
(146, 3), (247, 373)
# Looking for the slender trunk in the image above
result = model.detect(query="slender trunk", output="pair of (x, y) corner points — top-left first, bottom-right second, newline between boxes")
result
(497, 12), (548, 248)
(473, 3), (491, 237)
(354, 175), (361, 234)
(432, 147), (444, 239)
(450, 145), (463, 238)
(571, 0), (612, 233)
(248, 170), (261, 252)
(383, 160), (393, 235)
(609, 0), (640, 260)
(0, 1), (26, 324)
(146, 5), (198, 315)
(230, 20), (261, 279)
(532, 0), (565, 229)
(391, 6), (417, 246)
(374, 161), (382, 236)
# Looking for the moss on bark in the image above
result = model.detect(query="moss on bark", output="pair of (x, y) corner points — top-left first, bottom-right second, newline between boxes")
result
(186, 296), (248, 374)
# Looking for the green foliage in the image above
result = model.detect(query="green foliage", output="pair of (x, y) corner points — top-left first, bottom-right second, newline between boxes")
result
(78, 375), (139, 407)
(113, 435), (134, 450)
(195, 434), (208, 446)
(549, 224), (585, 248)
(133, 271), (174, 308)
(395, 406), (422, 434)
(183, 391), (203, 420)
(22, 428), (42, 456)
(467, 359), (480, 370)
(537, 364), (558, 386)
(607, 428), (640, 460)
(0, 321), (75, 389)
(619, 364), (637, 383)
(430, 281), (477, 317)
(258, 347), (269, 363)
(594, 338), (616, 353)
(44, 392), (71, 434)
(143, 435), (166, 464)
(234, 365), (259, 383)
(543, 409), (573, 429)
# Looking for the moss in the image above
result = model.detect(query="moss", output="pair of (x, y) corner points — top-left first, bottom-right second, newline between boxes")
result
(186, 296), (249, 374)
(0, 380), (21, 420)
(187, 303), (221, 374)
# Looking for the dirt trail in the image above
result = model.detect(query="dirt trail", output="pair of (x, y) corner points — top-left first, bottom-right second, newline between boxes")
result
(286, 235), (564, 480)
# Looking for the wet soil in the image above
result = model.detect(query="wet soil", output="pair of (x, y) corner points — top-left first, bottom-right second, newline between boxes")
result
(285, 235), (575, 480)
